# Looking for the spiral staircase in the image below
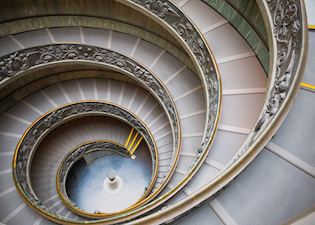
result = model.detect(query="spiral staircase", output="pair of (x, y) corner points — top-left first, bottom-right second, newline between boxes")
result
(0, 0), (314, 224)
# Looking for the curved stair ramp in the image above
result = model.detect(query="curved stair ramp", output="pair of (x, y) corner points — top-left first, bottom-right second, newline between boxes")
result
(0, 0), (310, 225)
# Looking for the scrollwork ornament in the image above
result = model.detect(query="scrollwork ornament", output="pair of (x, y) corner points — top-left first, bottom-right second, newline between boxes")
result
(133, 0), (180, 18)
(129, 0), (220, 151)
(14, 102), (157, 214)
(232, 0), (302, 162)
(0, 44), (180, 148)
(3, 2), (221, 215)
(258, 0), (300, 129)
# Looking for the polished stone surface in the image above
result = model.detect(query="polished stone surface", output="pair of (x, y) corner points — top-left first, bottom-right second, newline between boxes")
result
(66, 149), (152, 214)
(200, 0), (269, 73)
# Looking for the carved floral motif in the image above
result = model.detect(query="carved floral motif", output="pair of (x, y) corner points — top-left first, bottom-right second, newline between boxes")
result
(14, 102), (156, 211)
(256, 0), (300, 131)
(233, 0), (302, 162)
(2, 0), (305, 223)
(131, 0), (220, 151)
(0, 44), (180, 145)
(135, 0), (180, 18)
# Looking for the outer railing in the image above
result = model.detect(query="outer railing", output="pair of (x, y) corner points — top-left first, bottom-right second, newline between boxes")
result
(0, 0), (222, 223)
(2, 45), (181, 224)
(0, 0), (307, 224)
(122, 0), (307, 224)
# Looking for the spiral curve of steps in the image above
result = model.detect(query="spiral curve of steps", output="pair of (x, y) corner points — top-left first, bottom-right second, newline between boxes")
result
(0, 0), (312, 225)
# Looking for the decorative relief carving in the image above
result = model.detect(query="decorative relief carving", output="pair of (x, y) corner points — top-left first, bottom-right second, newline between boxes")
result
(255, 0), (300, 130)
(135, 0), (180, 18)
(14, 102), (156, 212)
(4, 1), (221, 221)
(0, 6), (222, 161)
(0, 45), (179, 146)
(2, 2), (222, 216)
(4, 44), (183, 220)
(0, 51), (38, 78)
(2, 0), (305, 223)
(232, 0), (302, 162)
(130, 0), (220, 150)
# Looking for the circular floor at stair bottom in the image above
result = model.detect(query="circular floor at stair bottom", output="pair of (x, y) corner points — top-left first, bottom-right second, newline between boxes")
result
(66, 148), (152, 214)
